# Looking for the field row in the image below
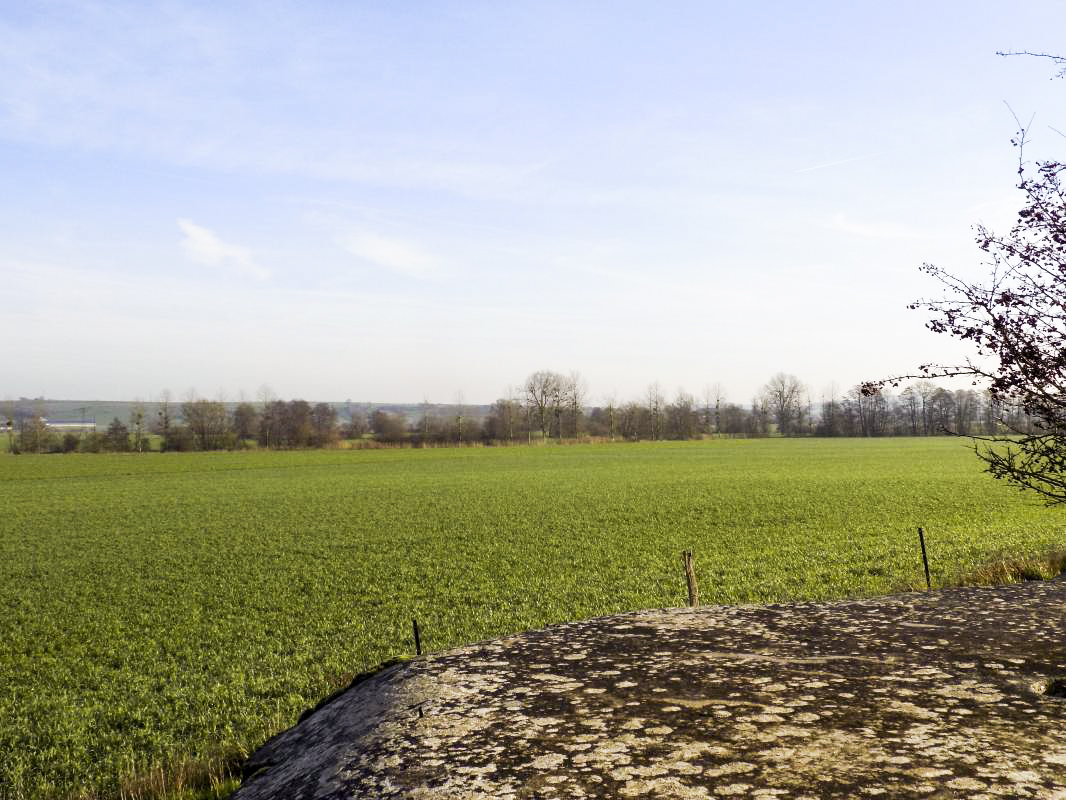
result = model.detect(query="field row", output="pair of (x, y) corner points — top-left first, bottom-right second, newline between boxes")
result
(1, 438), (1063, 798)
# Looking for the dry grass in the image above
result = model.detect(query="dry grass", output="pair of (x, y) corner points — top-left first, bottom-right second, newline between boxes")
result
(114, 752), (244, 800)
(945, 549), (1066, 588)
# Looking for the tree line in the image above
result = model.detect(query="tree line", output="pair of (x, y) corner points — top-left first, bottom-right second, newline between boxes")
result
(4, 370), (1036, 454)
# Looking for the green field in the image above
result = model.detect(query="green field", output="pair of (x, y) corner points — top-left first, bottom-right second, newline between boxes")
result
(2, 438), (1065, 798)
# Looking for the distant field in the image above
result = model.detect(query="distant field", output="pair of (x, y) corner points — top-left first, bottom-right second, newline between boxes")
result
(2, 439), (1065, 798)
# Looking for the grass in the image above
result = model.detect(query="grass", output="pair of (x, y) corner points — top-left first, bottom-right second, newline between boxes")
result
(1, 437), (1064, 798)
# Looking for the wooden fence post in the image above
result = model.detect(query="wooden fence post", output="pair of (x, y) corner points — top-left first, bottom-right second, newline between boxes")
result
(682, 550), (699, 607)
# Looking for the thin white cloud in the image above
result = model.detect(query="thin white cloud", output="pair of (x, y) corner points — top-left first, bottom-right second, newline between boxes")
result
(794, 154), (879, 174)
(178, 219), (269, 280)
(337, 230), (443, 280)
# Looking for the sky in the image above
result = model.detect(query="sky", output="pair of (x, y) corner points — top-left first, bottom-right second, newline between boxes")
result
(3, 1), (1064, 406)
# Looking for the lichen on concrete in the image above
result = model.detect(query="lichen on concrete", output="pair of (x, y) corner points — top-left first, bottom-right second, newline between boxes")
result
(233, 581), (1066, 799)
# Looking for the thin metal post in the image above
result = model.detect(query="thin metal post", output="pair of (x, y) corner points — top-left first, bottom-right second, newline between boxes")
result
(918, 527), (931, 591)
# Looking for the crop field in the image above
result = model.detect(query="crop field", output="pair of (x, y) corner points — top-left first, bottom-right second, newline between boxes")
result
(2, 438), (1065, 798)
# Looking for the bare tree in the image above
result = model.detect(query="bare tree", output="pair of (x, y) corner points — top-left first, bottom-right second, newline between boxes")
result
(563, 371), (588, 439)
(233, 401), (259, 442)
(454, 391), (467, 445)
(864, 100), (1066, 501)
(899, 385), (920, 434)
(311, 402), (338, 447)
(748, 396), (770, 436)
(603, 393), (618, 441)
(667, 389), (698, 440)
(525, 370), (564, 441)
(761, 373), (805, 435)
(2, 398), (14, 453)
(646, 382), (665, 440)
(154, 389), (174, 450)
(129, 401), (146, 452)
(182, 397), (230, 450)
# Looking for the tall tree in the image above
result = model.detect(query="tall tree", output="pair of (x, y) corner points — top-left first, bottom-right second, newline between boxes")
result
(233, 402), (259, 442)
(310, 402), (338, 447)
(2, 400), (13, 453)
(129, 401), (146, 452)
(524, 370), (564, 440)
(562, 372), (587, 439)
(667, 389), (698, 440)
(155, 390), (174, 450)
(182, 398), (229, 450)
(761, 373), (805, 435)
(865, 88), (1066, 499)
(646, 382), (665, 440)
(105, 417), (130, 452)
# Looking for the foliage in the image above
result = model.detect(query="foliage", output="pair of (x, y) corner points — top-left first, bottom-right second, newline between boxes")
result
(232, 402), (259, 442)
(2, 440), (1065, 797)
(181, 400), (233, 451)
(258, 399), (338, 448)
(865, 136), (1066, 502)
(15, 415), (53, 454)
(369, 409), (407, 443)
(105, 417), (131, 452)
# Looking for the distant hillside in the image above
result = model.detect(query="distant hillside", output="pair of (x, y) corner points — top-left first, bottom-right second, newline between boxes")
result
(5, 399), (492, 426)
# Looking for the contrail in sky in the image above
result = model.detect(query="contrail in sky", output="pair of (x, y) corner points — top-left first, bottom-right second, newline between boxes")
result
(793, 153), (879, 173)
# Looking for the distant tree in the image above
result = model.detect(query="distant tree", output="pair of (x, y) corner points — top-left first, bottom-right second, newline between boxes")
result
(233, 402), (259, 442)
(702, 384), (726, 436)
(310, 402), (338, 448)
(371, 410), (408, 443)
(416, 397), (433, 444)
(562, 372), (588, 439)
(258, 400), (286, 448)
(602, 394), (617, 441)
(16, 411), (51, 454)
(80, 432), (106, 453)
(816, 384), (844, 437)
(617, 400), (647, 441)
(2, 399), (14, 453)
(129, 401), (146, 452)
(953, 389), (979, 436)
(154, 390), (174, 450)
(646, 382), (665, 440)
(585, 405), (610, 438)
(761, 373), (805, 435)
(524, 370), (564, 440)
(453, 392), (467, 445)
(343, 408), (370, 440)
(257, 399), (322, 448)
(182, 398), (231, 450)
(105, 417), (130, 452)
(463, 415), (484, 444)
(666, 389), (698, 440)
(717, 402), (749, 435)
(486, 397), (522, 443)
(928, 388), (956, 433)
(283, 400), (313, 447)
(898, 385), (920, 435)
(747, 397), (770, 437)
(164, 424), (195, 451)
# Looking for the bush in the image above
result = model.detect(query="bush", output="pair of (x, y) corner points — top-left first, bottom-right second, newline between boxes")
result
(163, 425), (196, 452)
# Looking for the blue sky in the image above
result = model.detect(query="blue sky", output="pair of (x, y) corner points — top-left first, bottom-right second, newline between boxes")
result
(3, 1), (1064, 405)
